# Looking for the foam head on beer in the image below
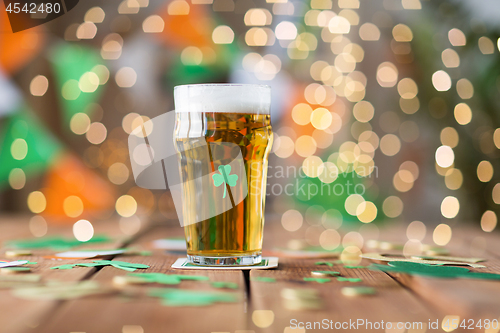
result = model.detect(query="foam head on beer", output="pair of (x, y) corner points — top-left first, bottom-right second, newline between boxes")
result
(174, 84), (271, 115)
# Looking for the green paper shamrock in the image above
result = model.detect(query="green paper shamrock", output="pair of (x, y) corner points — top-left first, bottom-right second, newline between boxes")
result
(127, 273), (209, 285)
(370, 261), (500, 281)
(344, 265), (366, 269)
(337, 277), (362, 282)
(311, 271), (340, 276)
(212, 165), (238, 198)
(148, 288), (238, 307)
(315, 261), (334, 267)
(51, 260), (149, 272)
(7, 235), (111, 250)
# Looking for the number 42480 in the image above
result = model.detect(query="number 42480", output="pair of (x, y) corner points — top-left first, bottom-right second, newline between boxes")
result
(5, 2), (61, 14)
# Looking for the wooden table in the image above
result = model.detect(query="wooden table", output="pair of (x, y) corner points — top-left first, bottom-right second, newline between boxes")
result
(1, 214), (500, 333)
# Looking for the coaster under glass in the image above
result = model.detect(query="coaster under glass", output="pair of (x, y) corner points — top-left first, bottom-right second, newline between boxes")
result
(187, 253), (262, 266)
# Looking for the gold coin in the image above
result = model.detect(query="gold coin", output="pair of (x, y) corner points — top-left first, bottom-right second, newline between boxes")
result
(341, 286), (376, 297)
(5, 250), (32, 257)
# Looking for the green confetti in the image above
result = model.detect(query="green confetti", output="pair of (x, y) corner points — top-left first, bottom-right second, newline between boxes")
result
(250, 277), (276, 283)
(25, 262), (37, 265)
(370, 261), (500, 281)
(312, 271), (340, 276)
(149, 288), (238, 307)
(2, 267), (31, 272)
(315, 261), (334, 267)
(51, 260), (149, 272)
(344, 265), (366, 269)
(7, 235), (111, 250)
(337, 277), (362, 282)
(303, 277), (331, 283)
(127, 273), (209, 285)
(211, 281), (239, 289)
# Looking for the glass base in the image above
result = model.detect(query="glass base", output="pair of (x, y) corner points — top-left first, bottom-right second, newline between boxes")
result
(187, 254), (262, 266)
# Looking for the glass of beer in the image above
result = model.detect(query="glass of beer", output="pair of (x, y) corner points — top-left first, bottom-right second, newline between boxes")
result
(173, 84), (273, 266)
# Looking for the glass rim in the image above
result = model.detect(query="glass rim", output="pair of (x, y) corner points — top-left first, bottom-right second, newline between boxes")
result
(174, 83), (271, 90)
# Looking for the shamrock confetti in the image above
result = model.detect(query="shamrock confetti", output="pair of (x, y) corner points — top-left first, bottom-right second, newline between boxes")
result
(149, 288), (238, 307)
(127, 273), (208, 285)
(51, 260), (149, 272)
(337, 277), (362, 282)
(315, 261), (334, 267)
(211, 281), (239, 289)
(7, 235), (111, 250)
(303, 277), (331, 283)
(370, 261), (500, 281)
(212, 165), (238, 198)
(344, 266), (367, 269)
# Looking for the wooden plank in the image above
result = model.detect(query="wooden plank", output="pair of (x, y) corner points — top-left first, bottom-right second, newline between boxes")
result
(33, 225), (249, 333)
(369, 225), (500, 326)
(249, 257), (438, 333)
(0, 216), (137, 333)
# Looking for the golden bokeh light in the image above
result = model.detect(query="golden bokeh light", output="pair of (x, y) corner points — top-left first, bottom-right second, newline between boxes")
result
(444, 168), (463, 190)
(319, 229), (341, 250)
(441, 196), (459, 219)
(143, 15), (164, 33)
(328, 16), (351, 34)
(108, 162), (130, 185)
(274, 135), (294, 158)
(244, 8), (272, 26)
(477, 160), (494, 182)
(29, 215), (47, 238)
(392, 24), (413, 42)
(116, 195), (138, 217)
(399, 96), (419, 114)
(440, 127), (459, 148)
(441, 48), (460, 68)
(63, 195), (84, 218)
(30, 75), (49, 96)
(115, 67), (137, 88)
(79, 72), (99, 93)
(353, 101), (374, 123)
(281, 209), (303, 232)
(454, 103), (472, 125)
(76, 22), (97, 39)
(433, 224), (452, 246)
(345, 194), (365, 216)
(86, 122), (107, 145)
(435, 145), (454, 168)
(246, 27), (274, 46)
(448, 28), (466, 46)
(295, 135), (317, 157)
(62, 79), (81, 100)
(168, 0), (189, 15)
(84, 7), (105, 23)
(481, 210), (497, 232)
(11, 138), (28, 160)
(212, 25), (234, 44)
(379, 134), (401, 156)
(302, 156), (324, 178)
(382, 196), (403, 218)
(432, 70), (452, 91)
(8, 168), (26, 190)
(376, 62), (398, 87)
(406, 220), (426, 241)
(275, 21), (297, 40)
(356, 201), (377, 223)
(310, 107), (332, 129)
(478, 36), (495, 54)
(359, 23), (380, 41)
(73, 220), (94, 242)
(27, 191), (46, 214)
(402, 0), (422, 10)
(252, 310), (274, 328)
(119, 216), (142, 235)
(318, 162), (338, 183)
(456, 78), (474, 99)
(397, 78), (418, 99)
(70, 113), (91, 135)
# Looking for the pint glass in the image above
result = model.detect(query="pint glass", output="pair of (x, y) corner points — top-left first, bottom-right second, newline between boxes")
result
(173, 84), (273, 266)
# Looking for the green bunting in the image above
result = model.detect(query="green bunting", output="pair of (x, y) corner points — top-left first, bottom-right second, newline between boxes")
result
(0, 108), (63, 189)
(49, 43), (105, 126)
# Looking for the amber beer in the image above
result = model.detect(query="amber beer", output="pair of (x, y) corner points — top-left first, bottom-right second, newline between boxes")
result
(173, 84), (272, 266)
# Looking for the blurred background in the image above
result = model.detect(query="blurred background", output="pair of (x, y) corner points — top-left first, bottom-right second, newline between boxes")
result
(1, 0), (500, 247)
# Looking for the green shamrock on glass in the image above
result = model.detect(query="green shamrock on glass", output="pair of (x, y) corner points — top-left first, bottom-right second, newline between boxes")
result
(212, 164), (238, 198)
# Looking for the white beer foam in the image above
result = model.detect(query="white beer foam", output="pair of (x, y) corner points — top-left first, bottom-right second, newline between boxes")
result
(174, 84), (271, 114)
